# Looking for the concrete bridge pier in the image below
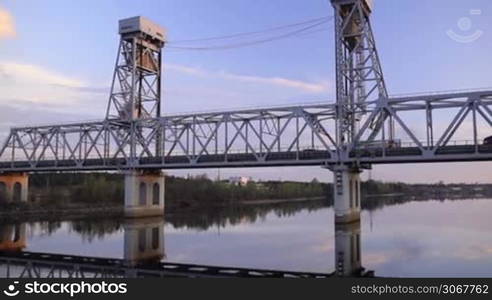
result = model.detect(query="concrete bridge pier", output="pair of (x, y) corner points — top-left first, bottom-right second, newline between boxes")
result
(332, 165), (362, 224)
(124, 170), (165, 218)
(0, 172), (29, 203)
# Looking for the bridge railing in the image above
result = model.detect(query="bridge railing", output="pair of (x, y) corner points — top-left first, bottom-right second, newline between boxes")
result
(389, 87), (492, 99)
(397, 139), (487, 148)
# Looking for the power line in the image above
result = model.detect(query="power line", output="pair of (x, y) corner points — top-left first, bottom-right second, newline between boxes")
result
(168, 16), (332, 44)
(167, 17), (333, 51)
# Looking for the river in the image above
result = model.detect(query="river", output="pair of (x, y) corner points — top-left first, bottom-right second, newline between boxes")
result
(1, 198), (492, 277)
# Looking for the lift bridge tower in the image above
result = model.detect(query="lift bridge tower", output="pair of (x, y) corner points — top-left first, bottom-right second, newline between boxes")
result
(330, 0), (392, 223)
(106, 16), (166, 121)
(107, 17), (167, 217)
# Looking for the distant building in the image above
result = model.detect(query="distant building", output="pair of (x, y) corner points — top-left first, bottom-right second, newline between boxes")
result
(228, 176), (253, 186)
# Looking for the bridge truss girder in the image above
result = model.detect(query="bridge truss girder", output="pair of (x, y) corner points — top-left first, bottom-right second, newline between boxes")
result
(0, 90), (491, 172)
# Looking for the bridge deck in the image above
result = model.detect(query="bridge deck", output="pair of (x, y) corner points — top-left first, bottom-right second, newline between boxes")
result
(0, 145), (491, 172)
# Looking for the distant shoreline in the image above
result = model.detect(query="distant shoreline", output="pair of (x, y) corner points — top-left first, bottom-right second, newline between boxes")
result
(0, 206), (124, 224)
(0, 197), (326, 223)
(238, 196), (326, 205)
(1, 193), (490, 224)
(365, 193), (405, 198)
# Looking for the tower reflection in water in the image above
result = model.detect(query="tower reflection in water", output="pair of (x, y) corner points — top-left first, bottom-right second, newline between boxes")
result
(335, 221), (373, 277)
(123, 217), (165, 266)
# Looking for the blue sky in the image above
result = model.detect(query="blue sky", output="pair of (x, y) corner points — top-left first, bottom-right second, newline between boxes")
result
(0, 0), (491, 183)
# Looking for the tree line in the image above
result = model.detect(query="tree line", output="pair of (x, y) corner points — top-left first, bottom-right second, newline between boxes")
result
(3, 173), (489, 212)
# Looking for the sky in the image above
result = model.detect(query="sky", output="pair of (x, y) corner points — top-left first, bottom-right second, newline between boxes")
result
(0, 0), (491, 183)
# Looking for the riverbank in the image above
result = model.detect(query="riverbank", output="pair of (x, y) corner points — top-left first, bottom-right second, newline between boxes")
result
(2, 172), (491, 223)
(2, 193), (491, 224)
(365, 193), (405, 198)
(0, 204), (124, 224)
(23, 173), (328, 210)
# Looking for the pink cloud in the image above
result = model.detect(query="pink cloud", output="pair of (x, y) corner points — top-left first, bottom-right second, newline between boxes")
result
(0, 7), (15, 39)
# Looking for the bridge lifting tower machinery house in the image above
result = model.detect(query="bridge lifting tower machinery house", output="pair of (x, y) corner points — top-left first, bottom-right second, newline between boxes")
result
(0, 0), (491, 221)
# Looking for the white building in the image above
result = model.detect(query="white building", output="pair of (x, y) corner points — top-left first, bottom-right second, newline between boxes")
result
(228, 176), (252, 186)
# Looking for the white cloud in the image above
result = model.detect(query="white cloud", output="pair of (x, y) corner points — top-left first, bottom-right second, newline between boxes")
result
(0, 62), (84, 88)
(166, 64), (206, 76)
(0, 61), (106, 119)
(0, 7), (15, 39)
(166, 63), (329, 94)
(221, 72), (328, 93)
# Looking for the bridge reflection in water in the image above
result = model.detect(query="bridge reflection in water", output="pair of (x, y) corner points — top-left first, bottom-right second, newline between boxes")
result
(0, 215), (373, 278)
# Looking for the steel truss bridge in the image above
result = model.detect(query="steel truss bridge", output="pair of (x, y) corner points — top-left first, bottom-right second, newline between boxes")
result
(0, 89), (491, 172)
(0, 0), (491, 174)
(0, 251), (332, 278)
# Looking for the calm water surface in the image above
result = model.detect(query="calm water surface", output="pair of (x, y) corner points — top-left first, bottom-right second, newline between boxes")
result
(2, 198), (492, 277)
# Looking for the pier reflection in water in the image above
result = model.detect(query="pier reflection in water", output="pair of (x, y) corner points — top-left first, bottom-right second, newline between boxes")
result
(0, 224), (26, 252)
(123, 218), (165, 266)
(0, 219), (167, 278)
(335, 222), (361, 277)
(1, 197), (492, 277)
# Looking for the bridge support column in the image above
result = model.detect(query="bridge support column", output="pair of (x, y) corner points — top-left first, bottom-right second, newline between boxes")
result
(332, 165), (361, 224)
(124, 170), (165, 218)
(0, 173), (29, 203)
